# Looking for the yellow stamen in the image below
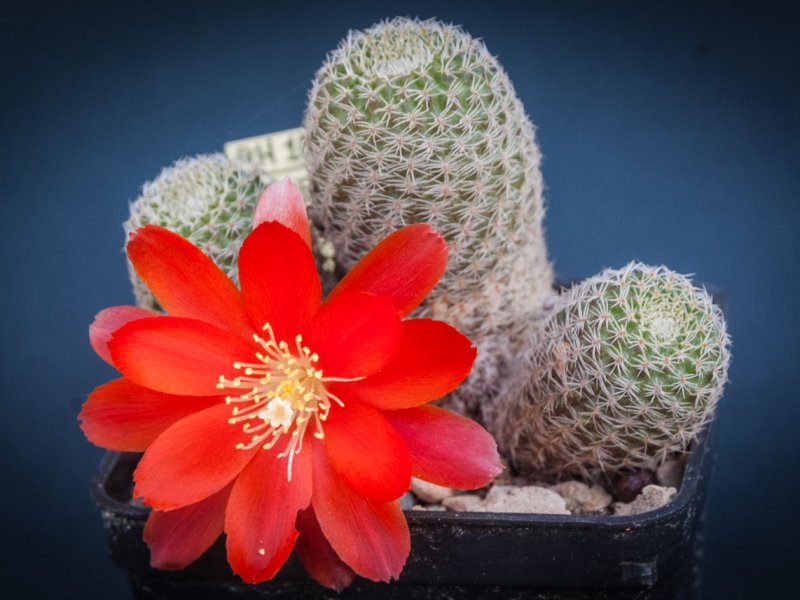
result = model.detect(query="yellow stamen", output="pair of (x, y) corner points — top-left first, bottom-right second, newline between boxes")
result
(217, 322), (361, 481)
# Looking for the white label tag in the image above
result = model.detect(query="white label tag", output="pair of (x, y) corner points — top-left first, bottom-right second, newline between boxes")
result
(224, 127), (308, 191)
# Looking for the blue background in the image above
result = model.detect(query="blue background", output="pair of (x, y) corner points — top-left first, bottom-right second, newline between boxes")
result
(2, 1), (798, 598)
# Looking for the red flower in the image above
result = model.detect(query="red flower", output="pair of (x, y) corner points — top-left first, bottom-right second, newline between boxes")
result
(80, 179), (503, 589)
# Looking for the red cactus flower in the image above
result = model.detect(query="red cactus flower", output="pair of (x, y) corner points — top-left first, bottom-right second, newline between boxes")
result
(80, 179), (503, 589)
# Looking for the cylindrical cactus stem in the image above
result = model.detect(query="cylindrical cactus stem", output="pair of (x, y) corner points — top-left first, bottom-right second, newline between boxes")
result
(304, 17), (553, 422)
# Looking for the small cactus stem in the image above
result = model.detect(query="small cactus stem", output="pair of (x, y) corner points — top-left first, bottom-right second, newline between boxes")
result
(494, 262), (732, 481)
(124, 154), (268, 311)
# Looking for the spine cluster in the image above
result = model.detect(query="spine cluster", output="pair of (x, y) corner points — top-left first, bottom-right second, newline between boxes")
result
(495, 263), (731, 480)
(304, 17), (553, 421)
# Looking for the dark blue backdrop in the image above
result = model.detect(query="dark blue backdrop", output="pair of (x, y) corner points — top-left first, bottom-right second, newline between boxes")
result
(2, 1), (798, 598)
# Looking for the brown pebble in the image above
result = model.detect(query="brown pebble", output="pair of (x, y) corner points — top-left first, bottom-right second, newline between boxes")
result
(612, 485), (677, 516)
(411, 478), (455, 503)
(656, 459), (686, 489)
(551, 481), (612, 514)
(483, 485), (570, 515)
(442, 494), (484, 512)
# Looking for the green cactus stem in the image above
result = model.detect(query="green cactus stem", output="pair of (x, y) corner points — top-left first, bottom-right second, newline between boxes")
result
(124, 154), (267, 310)
(495, 262), (731, 480)
(304, 17), (553, 421)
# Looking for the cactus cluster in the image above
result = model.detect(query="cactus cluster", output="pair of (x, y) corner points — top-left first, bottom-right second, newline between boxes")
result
(495, 263), (731, 480)
(124, 154), (267, 310)
(121, 18), (732, 485)
(304, 17), (553, 419)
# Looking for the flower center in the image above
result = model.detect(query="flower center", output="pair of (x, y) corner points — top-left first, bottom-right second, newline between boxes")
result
(216, 323), (350, 480)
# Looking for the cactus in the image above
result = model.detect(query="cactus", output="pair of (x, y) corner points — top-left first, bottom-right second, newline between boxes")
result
(124, 154), (267, 310)
(495, 263), (731, 480)
(304, 17), (553, 420)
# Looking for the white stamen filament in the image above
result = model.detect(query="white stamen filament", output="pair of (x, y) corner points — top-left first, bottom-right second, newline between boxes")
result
(218, 323), (362, 481)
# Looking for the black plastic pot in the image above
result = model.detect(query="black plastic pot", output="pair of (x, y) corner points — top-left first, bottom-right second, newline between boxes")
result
(92, 423), (714, 600)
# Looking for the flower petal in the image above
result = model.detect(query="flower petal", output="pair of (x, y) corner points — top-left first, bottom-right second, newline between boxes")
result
(79, 378), (221, 451)
(225, 443), (313, 584)
(90, 306), (156, 365)
(144, 482), (233, 570)
(341, 319), (476, 410)
(133, 403), (257, 510)
(239, 221), (321, 343)
(109, 316), (255, 396)
(311, 441), (410, 582)
(323, 400), (411, 502)
(253, 178), (312, 249)
(295, 507), (355, 592)
(384, 405), (503, 490)
(327, 224), (447, 316)
(304, 292), (402, 379)
(127, 225), (252, 340)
